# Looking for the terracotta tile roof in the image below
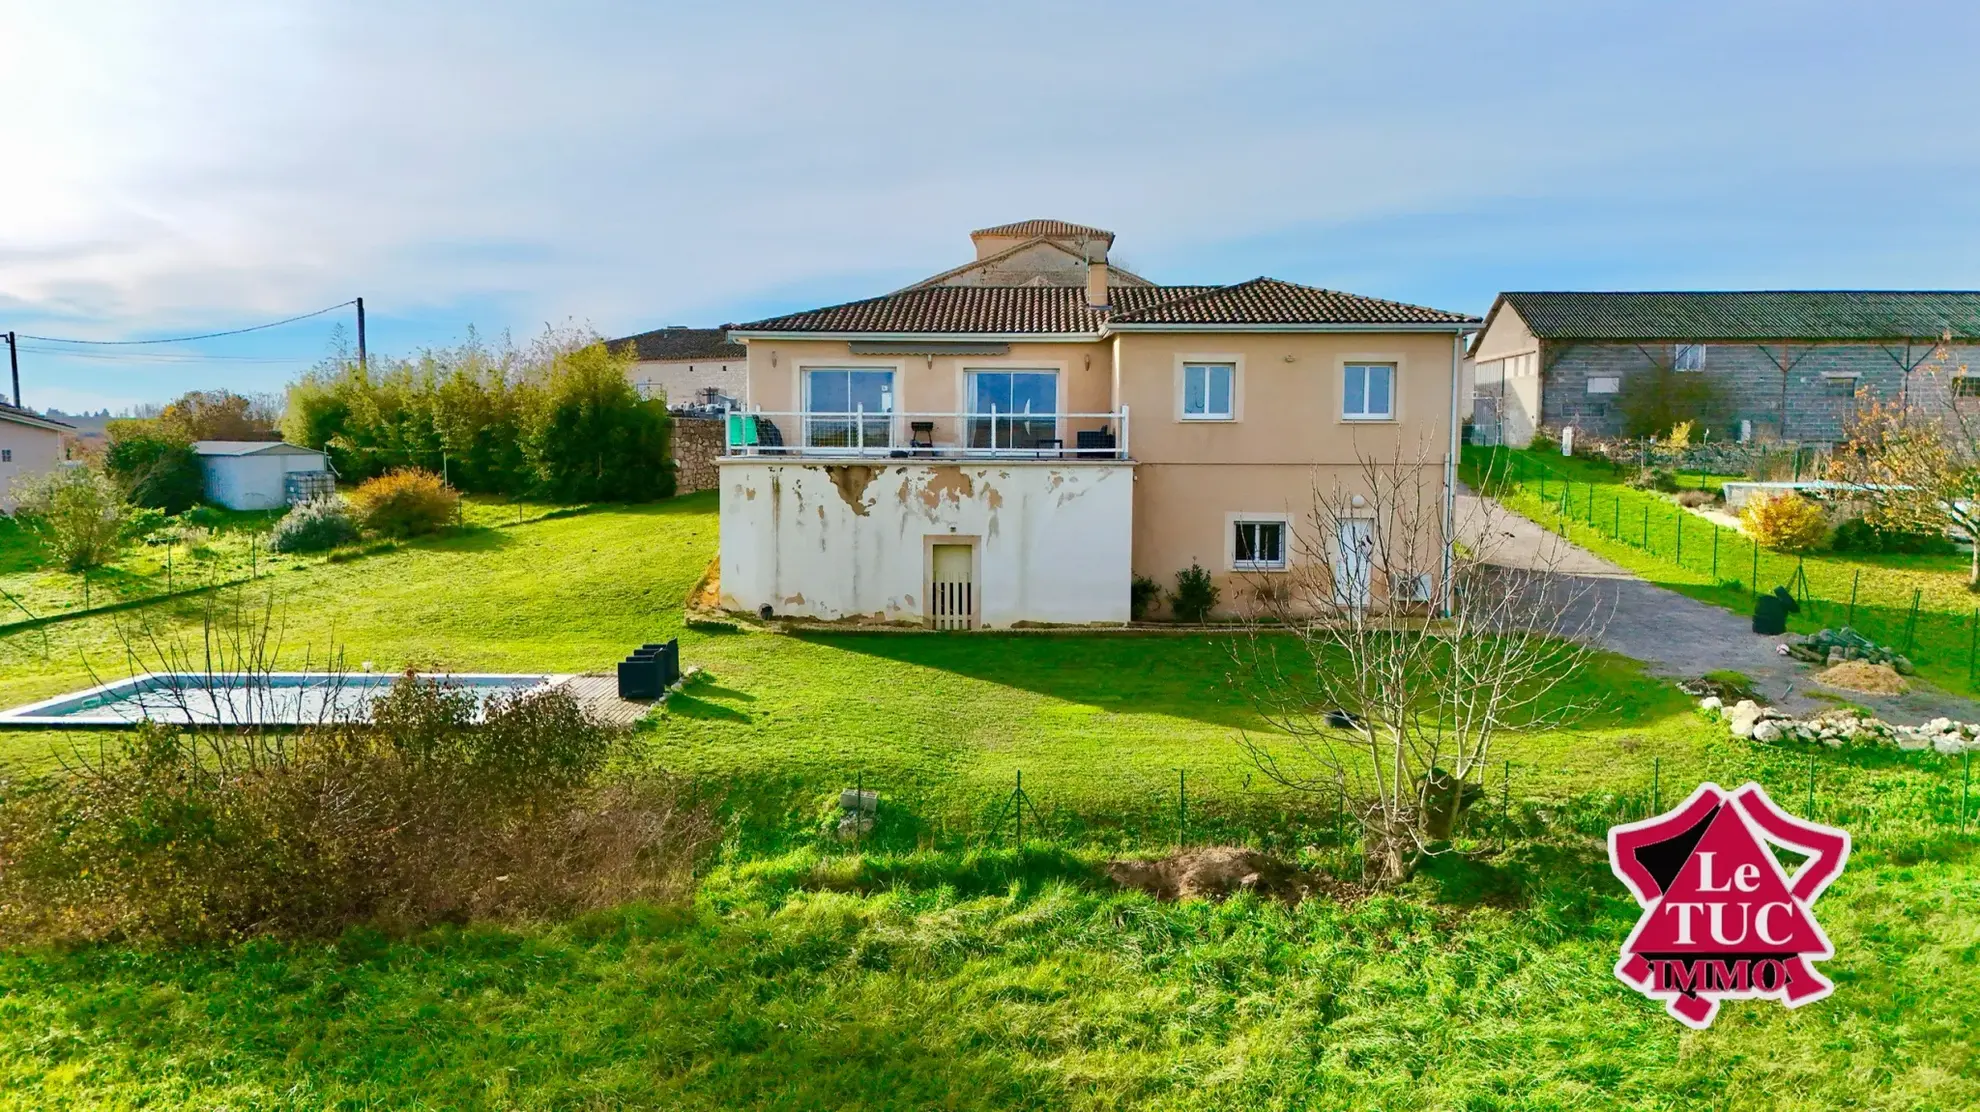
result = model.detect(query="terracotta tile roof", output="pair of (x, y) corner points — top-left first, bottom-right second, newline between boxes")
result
(1500, 291), (1980, 342)
(606, 326), (745, 361)
(736, 286), (1231, 335)
(1107, 278), (1479, 327)
(733, 280), (1474, 335)
(902, 236), (1155, 291)
(970, 219), (1114, 242)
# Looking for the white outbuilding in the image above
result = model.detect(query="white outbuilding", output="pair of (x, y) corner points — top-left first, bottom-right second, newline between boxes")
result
(192, 441), (335, 511)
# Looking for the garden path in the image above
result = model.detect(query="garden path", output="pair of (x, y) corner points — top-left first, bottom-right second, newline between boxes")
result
(1455, 490), (1980, 723)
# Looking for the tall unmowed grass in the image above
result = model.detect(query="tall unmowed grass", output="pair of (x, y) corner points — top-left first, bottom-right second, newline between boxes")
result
(0, 676), (717, 943)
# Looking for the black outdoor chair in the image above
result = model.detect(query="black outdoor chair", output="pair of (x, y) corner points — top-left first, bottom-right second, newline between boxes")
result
(1075, 428), (1117, 457)
(753, 417), (785, 450)
(910, 421), (936, 450)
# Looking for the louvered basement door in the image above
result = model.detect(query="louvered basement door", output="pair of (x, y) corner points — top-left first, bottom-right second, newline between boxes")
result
(930, 544), (975, 630)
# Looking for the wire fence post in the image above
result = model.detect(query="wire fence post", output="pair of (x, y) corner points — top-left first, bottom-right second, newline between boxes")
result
(1904, 588), (1922, 655)
(1675, 508), (1684, 567)
(167, 543), (174, 593)
(1710, 526), (1718, 581)
(1751, 542), (1760, 597)
(1642, 504), (1651, 553)
(1177, 768), (1187, 847)
(1652, 756), (1661, 815)
(1969, 607), (1979, 690)
(1963, 752), (1972, 834)
(1806, 751), (1816, 818)
(1847, 570), (1860, 629)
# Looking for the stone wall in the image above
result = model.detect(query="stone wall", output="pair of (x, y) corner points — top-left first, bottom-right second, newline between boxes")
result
(672, 417), (724, 494)
(1542, 341), (1979, 443)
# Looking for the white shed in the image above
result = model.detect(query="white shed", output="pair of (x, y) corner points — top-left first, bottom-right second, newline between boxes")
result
(193, 441), (334, 511)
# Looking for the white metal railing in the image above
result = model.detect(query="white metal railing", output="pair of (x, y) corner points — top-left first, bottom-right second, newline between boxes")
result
(722, 408), (1131, 460)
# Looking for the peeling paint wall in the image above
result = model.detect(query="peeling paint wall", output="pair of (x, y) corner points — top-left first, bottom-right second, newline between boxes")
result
(719, 460), (1133, 626)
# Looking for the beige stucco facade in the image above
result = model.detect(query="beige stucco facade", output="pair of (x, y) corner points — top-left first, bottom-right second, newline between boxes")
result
(1111, 330), (1459, 612)
(1469, 302), (1543, 446)
(727, 328), (1463, 619)
(0, 418), (68, 513)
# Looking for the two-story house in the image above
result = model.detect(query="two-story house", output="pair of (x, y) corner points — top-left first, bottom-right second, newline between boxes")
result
(1471, 291), (1980, 447)
(715, 221), (1479, 626)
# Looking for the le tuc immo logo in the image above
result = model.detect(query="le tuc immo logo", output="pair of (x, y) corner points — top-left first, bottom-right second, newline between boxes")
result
(1608, 782), (1851, 1029)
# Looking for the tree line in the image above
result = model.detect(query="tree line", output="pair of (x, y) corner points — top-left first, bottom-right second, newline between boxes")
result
(97, 329), (674, 512)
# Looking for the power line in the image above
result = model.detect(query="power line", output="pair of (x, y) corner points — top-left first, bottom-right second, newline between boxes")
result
(17, 299), (357, 346)
(13, 345), (320, 365)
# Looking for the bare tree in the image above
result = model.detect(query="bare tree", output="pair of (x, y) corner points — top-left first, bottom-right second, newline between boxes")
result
(1232, 442), (1608, 886)
(1827, 338), (1980, 587)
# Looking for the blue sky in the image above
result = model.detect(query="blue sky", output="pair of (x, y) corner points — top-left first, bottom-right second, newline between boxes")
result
(4, 0), (1979, 413)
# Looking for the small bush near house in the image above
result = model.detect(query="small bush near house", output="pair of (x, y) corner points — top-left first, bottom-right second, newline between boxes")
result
(1626, 467), (1679, 493)
(269, 496), (362, 554)
(1676, 489), (1717, 509)
(1830, 516), (1957, 555)
(1742, 491), (1829, 553)
(350, 468), (459, 537)
(1130, 574), (1162, 621)
(1168, 562), (1220, 623)
(0, 677), (717, 943)
(9, 466), (130, 571)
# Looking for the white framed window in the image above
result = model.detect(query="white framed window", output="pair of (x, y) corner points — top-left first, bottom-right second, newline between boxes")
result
(802, 367), (894, 449)
(1182, 362), (1235, 420)
(1675, 344), (1707, 372)
(966, 369), (1058, 448)
(1342, 363), (1395, 420)
(1822, 374), (1859, 399)
(1586, 375), (1620, 395)
(1233, 518), (1287, 570)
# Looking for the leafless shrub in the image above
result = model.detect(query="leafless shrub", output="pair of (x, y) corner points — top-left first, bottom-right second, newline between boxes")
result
(0, 676), (717, 944)
(1231, 441), (1609, 886)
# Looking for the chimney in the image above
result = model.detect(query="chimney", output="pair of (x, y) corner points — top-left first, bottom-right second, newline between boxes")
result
(1085, 256), (1110, 309)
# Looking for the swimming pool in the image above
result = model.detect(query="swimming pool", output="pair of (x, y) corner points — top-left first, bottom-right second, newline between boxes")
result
(0, 673), (573, 728)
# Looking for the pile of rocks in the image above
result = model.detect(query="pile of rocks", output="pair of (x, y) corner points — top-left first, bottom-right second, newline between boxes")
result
(1781, 627), (1914, 674)
(1700, 696), (1979, 755)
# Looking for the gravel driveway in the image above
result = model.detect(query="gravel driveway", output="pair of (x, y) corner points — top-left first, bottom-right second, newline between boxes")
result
(1455, 490), (1978, 722)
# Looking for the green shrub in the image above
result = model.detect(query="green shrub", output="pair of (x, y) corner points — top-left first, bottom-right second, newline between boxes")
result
(1741, 492), (1828, 553)
(1830, 516), (1956, 555)
(268, 497), (361, 554)
(1130, 575), (1162, 621)
(1168, 562), (1220, 623)
(103, 421), (205, 513)
(526, 343), (674, 502)
(9, 467), (130, 571)
(350, 468), (459, 537)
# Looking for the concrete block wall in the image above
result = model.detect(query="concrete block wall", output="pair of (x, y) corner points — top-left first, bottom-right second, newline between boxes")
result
(1542, 342), (1980, 443)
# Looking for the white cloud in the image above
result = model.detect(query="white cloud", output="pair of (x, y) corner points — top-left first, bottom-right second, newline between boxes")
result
(3, 0), (1978, 364)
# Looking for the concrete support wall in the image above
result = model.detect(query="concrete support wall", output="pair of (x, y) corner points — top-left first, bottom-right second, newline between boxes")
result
(718, 459), (1133, 626)
(673, 418), (723, 494)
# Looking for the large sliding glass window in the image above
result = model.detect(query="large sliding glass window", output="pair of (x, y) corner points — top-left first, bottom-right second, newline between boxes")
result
(803, 368), (894, 449)
(967, 370), (1058, 450)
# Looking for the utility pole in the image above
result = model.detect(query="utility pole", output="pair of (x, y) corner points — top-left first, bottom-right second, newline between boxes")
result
(5, 331), (18, 408)
(355, 298), (367, 370)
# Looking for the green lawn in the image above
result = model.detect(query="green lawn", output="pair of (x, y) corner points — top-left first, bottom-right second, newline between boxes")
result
(1465, 445), (1980, 694)
(2, 490), (1977, 1108)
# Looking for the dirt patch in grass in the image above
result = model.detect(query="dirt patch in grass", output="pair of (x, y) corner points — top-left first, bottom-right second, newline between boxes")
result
(1106, 846), (1354, 904)
(1814, 660), (1910, 695)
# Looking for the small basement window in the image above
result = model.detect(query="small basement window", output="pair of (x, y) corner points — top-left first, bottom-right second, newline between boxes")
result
(1675, 344), (1707, 372)
(1955, 376), (1980, 398)
(1586, 375), (1620, 395)
(1823, 376), (1859, 399)
(1233, 519), (1287, 570)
